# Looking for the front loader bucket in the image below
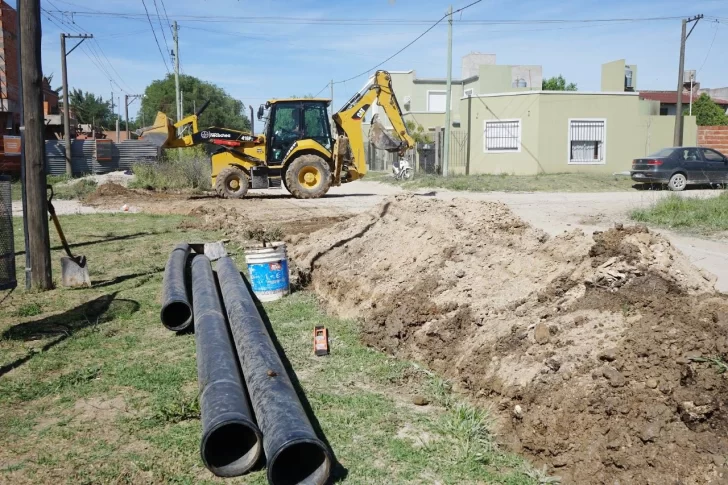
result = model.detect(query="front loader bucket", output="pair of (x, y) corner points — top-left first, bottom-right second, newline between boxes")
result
(135, 112), (175, 148)
(368, 114), (403, 153)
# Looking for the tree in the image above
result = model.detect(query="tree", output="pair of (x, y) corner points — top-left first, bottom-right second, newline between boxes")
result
(405, 120), (432, 143)
(69, 88), (113, 127)
(138, 74), (250, 131)
(684, 93), (728, 126)
(543, 75), (577, 91)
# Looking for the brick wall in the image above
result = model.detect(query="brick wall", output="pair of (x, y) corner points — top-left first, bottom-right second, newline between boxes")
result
(698, 126), (728, 155)
(0, 1), (18, 105)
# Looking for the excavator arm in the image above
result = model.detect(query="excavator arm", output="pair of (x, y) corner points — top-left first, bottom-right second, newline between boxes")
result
(332, 70), (415, 184)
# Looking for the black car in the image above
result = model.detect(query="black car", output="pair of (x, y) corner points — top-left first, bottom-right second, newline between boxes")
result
(631, 147), (728, 191)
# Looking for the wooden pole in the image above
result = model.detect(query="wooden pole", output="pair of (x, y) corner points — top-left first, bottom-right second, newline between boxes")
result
(19, 0), (52, 289)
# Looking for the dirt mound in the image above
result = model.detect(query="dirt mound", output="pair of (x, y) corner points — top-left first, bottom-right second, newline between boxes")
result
(87, 182), (133, 199)
(291, 194), (727, 484)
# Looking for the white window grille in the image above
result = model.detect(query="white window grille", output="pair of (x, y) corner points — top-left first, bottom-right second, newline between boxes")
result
(568, 119), (606, 164)
(484, 119), (521, 153)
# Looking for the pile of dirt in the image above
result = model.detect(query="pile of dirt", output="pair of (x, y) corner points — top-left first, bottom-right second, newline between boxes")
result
(85, 182), (141, 203)
(291, 194), (728, 484)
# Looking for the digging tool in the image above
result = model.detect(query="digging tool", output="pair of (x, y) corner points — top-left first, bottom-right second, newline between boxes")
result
(47, 185), (91, 287)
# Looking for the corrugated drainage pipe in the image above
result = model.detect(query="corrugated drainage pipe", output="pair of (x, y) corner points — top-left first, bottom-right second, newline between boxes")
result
(191, 255), (263, 477)
(160, 243), (193, 331)
(216, 256), (332, 485)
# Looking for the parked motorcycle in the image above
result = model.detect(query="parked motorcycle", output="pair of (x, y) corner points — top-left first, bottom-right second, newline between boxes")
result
(392, 158), (413, 180)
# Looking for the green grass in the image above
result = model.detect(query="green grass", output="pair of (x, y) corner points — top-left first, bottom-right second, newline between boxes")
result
(0, 212), (540, 484)
(366, 170), (636, 192)
(631, 192), (728, 233)
(8, 175), (96, 202)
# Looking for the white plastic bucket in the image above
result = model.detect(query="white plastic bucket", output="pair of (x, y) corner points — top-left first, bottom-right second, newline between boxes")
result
(244, 243), (290, 302)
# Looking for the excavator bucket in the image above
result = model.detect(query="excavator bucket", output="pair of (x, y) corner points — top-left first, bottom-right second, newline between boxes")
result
(135, 112), (176, 148)
(368, 114), (403, 153)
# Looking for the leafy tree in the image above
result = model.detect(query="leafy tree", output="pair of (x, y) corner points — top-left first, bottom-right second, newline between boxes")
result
(684, 93), (728, 126)
(543, 75), (577, 91)
(405, 120), (432, 143)
(69, 88), (113, 127)
(138, 74), (250, 131)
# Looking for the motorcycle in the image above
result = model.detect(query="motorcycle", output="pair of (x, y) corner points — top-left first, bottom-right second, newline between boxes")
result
(392, 157), (413, 180)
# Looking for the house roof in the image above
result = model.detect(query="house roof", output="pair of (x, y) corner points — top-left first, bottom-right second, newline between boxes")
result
(639, 90), (728, 105)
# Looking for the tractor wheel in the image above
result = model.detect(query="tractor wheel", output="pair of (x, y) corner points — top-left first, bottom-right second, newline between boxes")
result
(285, 154), (332, 199)
(215, 166), (249, 199)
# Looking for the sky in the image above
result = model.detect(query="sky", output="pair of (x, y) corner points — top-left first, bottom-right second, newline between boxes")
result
(14, 0), (728, 123)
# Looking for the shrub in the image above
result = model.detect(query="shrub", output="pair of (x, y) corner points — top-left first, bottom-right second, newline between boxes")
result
(130, 146), (211, 191)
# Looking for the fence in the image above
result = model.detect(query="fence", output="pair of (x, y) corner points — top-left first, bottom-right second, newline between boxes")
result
(44, 139), (161, 176)
(425, 128), (469, 175)
(0, 175), (15, 291)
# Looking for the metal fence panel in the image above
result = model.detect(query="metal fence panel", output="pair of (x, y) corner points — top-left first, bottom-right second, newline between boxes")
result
(117, 140), (160, 171)
(44, 139), (159, 176)
(0, 176), (15, 290)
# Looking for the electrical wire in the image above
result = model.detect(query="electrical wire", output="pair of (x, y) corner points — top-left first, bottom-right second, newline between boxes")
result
(333, 0), (483, 85)
(43, 5), (136, 93)
(151, 0), (171, 53)
(697, 20), (720, 74)
(314, 82), (330, 98)
(42, 9), (689, 26)
(140, 0), (171, 73)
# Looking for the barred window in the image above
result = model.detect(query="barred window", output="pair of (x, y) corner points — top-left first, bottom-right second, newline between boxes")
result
(569, 119), (606, 164)
(484, 119), (521, 153)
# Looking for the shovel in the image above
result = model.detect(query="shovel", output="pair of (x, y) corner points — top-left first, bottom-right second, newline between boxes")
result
(47, 185), (91, 288)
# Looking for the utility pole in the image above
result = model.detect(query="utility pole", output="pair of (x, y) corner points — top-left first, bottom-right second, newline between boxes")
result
(442, 5), (453, 177)
(330, 79), (334, 118)
(20, 0), (52, 289)
(173, 21), (181, 123)
(125, 94), (143, 139)
(673, 14), (702, 147)
(16, 0), (30, 289)
(116, 96), (120, 142)
(60, 33), (92, 175)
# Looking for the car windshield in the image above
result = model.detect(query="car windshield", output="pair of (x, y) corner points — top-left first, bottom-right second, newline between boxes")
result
(647, 148), (676, 158)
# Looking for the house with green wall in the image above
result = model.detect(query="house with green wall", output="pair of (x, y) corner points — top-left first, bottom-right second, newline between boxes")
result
(365, 54), (696, 175)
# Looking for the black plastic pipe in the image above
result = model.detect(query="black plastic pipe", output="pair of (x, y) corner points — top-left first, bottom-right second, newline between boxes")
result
(216, 256), (332, 485)
(160, 243), (193, 331)
(191, 255), (263, 477)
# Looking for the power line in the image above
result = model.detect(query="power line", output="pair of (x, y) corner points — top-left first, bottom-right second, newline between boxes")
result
(314, 82), (330, 97)
(158, 0), (173, 35)
(333, 0), (483, 85)
(140, 0), (171, 73)
(43, 9), (689, 26)
(151, 0), (171, 52)
(42, 5), (136, 94)
(697, 20), (720, 74)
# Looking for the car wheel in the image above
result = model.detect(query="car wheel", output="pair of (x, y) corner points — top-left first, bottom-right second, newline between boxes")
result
(668, 173), (687, 192)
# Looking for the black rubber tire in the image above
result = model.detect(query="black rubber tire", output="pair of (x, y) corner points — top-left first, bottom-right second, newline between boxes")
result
(668, 173), (687, 192)
(285, 154), (332, 199)
(215, 166), (249, 199)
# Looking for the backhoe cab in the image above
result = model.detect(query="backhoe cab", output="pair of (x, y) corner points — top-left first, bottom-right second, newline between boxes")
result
(137, 70), (414, 200)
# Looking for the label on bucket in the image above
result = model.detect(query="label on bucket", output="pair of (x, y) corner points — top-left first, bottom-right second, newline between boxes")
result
(248, 259), (289, 297)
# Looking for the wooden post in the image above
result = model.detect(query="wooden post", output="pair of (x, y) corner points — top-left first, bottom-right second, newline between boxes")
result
(19, 0), (53, 289)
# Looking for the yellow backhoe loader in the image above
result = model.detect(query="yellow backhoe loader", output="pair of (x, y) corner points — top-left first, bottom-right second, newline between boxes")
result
(137, 70), (415, 199)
